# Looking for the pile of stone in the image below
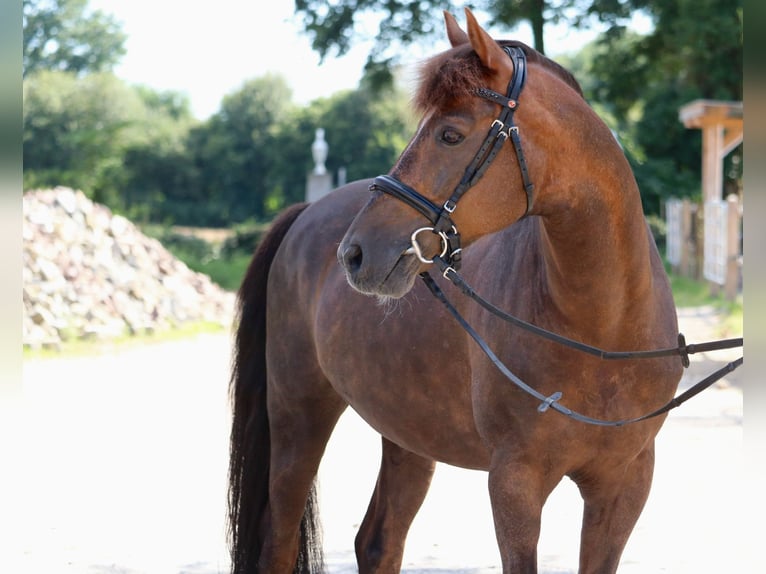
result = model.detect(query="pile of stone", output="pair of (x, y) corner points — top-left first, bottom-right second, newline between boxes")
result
(23, 187), (236, 350)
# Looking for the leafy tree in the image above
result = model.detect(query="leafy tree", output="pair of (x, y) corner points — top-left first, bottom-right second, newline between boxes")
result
(23, 69), (196, 216)
(176, 75), (296, 225)
(23, 70), (146, 204)
(23, 0), (126, 77)
(120, 87), (197, 223)
(267, 80), (415, 215)
(294, 0), (594, 86)
(585, 0), (742, 214)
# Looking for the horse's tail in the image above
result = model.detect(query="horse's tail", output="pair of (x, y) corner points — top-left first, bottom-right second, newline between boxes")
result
(228, 202), (322, 574)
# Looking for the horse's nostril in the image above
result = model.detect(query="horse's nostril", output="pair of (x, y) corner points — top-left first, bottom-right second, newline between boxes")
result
(341, 243), (363, 274)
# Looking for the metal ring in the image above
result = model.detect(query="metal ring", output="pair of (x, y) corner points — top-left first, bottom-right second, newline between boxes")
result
(405, 227), (450, 264)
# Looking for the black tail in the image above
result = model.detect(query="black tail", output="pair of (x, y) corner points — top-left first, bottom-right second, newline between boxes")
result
(228, 202), (322, 573)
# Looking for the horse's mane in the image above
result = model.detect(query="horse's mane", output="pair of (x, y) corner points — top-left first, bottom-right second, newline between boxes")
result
(415, 40), (583, 113)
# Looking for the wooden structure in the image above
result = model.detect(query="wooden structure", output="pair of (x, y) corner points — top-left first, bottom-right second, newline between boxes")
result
(678, 100), (743, 203)
(676, 99), (743, 299)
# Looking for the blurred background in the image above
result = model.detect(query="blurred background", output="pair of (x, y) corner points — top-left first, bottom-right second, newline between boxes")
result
(11, 3), (746, 573)
(21, 0), (743, 352)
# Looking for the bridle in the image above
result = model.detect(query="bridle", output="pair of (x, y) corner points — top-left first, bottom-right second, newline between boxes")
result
(369, 45), (534, 271)
(365, 44), (744, 427)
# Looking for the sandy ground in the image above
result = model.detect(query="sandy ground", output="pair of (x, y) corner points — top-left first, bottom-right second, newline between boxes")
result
(3, 306), (743, 573)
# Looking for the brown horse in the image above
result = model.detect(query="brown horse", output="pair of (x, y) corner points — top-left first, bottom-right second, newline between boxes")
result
(228, 9), (683, 574)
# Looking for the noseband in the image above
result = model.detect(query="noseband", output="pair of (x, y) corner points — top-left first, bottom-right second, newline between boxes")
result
(369, 45), (535, 270)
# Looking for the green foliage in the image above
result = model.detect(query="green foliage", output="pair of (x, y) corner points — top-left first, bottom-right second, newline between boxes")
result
(294, 0), (588, 68)
(141, 225), (255, 292)
(21, 0), (742, 230)
(191, 252), (253, 293)
(155, 76), (414, 225)
(23, 70), (196, 213)
(667, 272), (743, 336)
(663, 269), (742, 337)
(561, 0), (742, 216)
(119, 87), (197, 223)
(645, 213), (666, 252)
(221, 223), (269, 258)
(177, 74), (296, 225)
(23, 71), (143, 200)
(265, 83), (414, 214)
(23, 0), (126, 77)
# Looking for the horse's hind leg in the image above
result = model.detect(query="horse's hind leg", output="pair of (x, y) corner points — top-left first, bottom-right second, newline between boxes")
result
(260, 375), (347, 573)
(575, 443), (656, 574)
(355, 437), (436, 573)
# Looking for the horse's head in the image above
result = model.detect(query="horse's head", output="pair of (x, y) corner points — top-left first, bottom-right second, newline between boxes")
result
(338, 9), (548, 298)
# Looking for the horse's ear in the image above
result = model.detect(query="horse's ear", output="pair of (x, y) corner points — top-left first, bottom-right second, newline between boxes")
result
(444, 11), (469, 46)
(464, 8), (511, 75)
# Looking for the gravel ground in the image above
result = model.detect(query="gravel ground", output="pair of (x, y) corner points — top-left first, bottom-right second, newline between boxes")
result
(4, 306), (743, 573)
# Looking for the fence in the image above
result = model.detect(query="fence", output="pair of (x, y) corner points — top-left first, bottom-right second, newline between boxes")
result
(665, 195), (742, 300)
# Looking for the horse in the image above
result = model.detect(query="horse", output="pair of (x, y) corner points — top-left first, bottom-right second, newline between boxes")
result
(228, 8), (683, 574)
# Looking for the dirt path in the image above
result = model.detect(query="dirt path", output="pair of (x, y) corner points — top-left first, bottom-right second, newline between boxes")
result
(5, 307), (742, 573)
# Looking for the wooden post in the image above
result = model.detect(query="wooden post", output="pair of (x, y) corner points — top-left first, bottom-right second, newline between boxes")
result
(678, 100), (743, 294)
(725, 194), (741, 300)
(681, 199), (692, 277)
(701, 125), (724, 203)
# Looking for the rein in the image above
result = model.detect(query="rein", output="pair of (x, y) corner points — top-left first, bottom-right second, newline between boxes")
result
(371, 43), (744, 426)
(419, 259), (743, 427)
(430, 258), (742, 368)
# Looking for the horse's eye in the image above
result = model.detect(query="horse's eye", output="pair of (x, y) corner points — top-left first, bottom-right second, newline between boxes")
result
(441, 129), (464, 145)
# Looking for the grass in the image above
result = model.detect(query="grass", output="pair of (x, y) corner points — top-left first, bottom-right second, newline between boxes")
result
(668, 271), (743, 337)
(182, 251), (252, 292)
(23, 320), (229, 361)
(140, 224), (261, 292)
(668, 273), (714, 308)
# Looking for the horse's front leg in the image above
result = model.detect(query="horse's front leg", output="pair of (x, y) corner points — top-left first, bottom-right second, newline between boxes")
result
(575, 443), (656, 574)
(488, 453), (560, 574)
(355, 437), (436, 573)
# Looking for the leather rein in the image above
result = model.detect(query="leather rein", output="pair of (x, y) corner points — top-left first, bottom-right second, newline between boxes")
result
(369, 45), (744, 427)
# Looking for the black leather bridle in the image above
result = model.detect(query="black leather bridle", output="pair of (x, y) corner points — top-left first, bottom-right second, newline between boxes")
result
(369, 45), (534, 271)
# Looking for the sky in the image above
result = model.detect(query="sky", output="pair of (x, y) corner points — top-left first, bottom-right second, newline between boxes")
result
(87, 1), (651, 120)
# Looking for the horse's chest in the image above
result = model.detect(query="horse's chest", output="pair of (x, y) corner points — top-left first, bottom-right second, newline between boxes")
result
(315, 286), (490, 468)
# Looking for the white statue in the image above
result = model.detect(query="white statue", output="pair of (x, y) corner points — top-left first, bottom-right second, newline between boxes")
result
(311, 128), (328, 175)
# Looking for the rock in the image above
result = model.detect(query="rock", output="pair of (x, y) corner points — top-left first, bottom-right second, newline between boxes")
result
(23, 187), (236, 350)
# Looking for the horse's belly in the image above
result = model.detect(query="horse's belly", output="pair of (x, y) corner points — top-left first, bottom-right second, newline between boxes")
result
(339, 383), (490, 470)
(315, 275), (490, 470)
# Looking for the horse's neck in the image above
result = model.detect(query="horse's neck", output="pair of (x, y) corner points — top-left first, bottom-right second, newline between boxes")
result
(535, 178), (656, 338)
(517, 84), (664, 338)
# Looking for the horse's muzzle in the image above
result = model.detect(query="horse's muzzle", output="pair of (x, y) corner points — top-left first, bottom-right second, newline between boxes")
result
(337, 236), (421, 298)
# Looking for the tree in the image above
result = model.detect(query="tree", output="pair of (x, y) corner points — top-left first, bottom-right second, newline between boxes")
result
(267, 81), (415, 214)
(178, 75), (296, 225)
(585, 0), (742, 214)
(23, 70), (196, 216)
(119, 87), (197, 223)
(23, 0), (126, 77)
(294, 0), (588, 86)
(23, 70), (146, 203)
